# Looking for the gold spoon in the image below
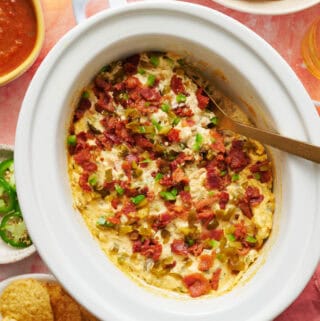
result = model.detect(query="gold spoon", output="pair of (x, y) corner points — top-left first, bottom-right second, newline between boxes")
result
(183, 65), (320, 163)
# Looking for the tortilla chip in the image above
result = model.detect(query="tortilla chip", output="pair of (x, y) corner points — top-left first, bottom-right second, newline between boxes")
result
(0, 279), (53, 321)
(45, 282), (82, 321)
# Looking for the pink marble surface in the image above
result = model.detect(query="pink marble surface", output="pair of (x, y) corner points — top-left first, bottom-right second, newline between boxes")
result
(0, 1), (319, 320)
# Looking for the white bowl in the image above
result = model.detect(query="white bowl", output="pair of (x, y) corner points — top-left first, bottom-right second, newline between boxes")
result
(0, 144), (36, 264)
(211, 0), (320, 15)
(15, 2), (320, 321)
(0, 273), (55, 321)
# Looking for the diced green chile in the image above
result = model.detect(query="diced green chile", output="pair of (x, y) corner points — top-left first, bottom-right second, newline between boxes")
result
(131, 194), (146, 205)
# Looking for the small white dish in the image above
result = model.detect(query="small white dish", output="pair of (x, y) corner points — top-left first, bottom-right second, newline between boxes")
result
(0, 144), (36, 264)
(211, 0), (320, 15)
(0, 273), (55, 321)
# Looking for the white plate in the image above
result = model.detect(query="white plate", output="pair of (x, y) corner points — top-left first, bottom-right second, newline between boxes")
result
(0, 273), (55, 320)
(0, 145), (36, 264)
(211, 0), (320, 15)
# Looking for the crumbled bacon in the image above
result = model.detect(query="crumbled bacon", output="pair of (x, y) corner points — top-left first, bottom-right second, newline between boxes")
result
(172, 167), (188, 184)
(188, 243), (204, 256)
(211, 268), (222, 291)
(245, 186), (264, 206)
(134, 135), (154, 149)
(196, 88), (209, 110)
(206, 170), (223, 190)
(94, 75), (112, 93)
(159, 175), (174, 187)
(132, 238), (162, 261)
(122, 161), (132, 179)
(183, 273), (211, 298)
(173, 106), (194, 117)
(218, 192), (229, 209)
(123, 54), (140, 74)
(238, 200), (252, 219)
(171, 239), (188, 256)
(74, 97), (91, 122)
(250, 160), (272, 183)
(140, 87), (161, 101)
(170, 152), (194, 171)
(211, 130), (225, 153)
(125, 76), (141, 89)
(179, 191), (192, 205)
(79, 172), (91, 192)
(152, 213), (174, 230)
(195, 197), (216, 211)
(170, 75), (185, 94)
(198, 254), (214, 272)
(122, 202), (136, 215)
(234, 221), (247, 240)
(238, 185), (263, 219)
(111, 198), (120, 209)
(167, 128), (180, 142)
(73, 149), (97, 173)
(208, 229), (224, 241)
(226, 140), (249, 172)
(95, 92), (114, 113)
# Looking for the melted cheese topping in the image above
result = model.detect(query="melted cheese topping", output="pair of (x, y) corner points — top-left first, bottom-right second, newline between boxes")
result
(67, 52), (275, 298)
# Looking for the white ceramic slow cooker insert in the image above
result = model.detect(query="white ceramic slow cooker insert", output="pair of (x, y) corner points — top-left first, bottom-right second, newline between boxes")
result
(15, 2), (320, 321)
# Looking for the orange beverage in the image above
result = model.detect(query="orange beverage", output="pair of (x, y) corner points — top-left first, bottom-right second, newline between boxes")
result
(302, 18), (320, 79)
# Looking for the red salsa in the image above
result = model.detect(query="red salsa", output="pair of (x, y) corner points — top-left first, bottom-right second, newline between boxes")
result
(0, 0), (37, 76)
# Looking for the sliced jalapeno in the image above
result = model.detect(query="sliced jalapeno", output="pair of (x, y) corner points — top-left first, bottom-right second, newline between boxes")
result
(0, 159), (15, 191)
(0, 178), (15, 214)
(0, 212), (32, 248)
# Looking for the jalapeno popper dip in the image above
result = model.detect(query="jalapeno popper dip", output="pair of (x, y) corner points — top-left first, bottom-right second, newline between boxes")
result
(67, 52), (274, 298)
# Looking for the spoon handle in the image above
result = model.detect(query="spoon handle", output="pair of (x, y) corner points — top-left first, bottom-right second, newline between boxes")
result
(232, 121), (320, 163)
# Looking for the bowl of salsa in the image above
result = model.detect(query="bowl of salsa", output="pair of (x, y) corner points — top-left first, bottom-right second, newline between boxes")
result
(0, 0), (45, 86)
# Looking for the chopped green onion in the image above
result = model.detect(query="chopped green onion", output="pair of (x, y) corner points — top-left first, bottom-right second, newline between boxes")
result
(97, 216), (115, 228)
(82, 91), (89, 99)
(186, 238), (195, 247)
(164, 56), (174, 66)
(138, 67), (146, 75)
(220, 170), (227, 177)
(172, 118), (181, 126)
(88, 174), (97, 186)
(161, 103), (170, 113)
(115, 184), (124, 196)
(144, 102), (151, 107)
(254, 173), (261, 180)
(246, 235), (257, 243)
(160, 188), (178, 201)
(141, 158), (151, 163)
(155, 173), (163, 182)
(193, 133), (203, 151)
(150, 56), (160, 67)
(147, 74), (156, 87)
(100, 64), (111, 72)
(151, 118), (162, 131)
(227, 234), (236, 242)
(139, 126), (146, 133)
(208, 191), (215, 196)
(232, 173), (240, 182)
(131, 194), (146, 205)
(210, 117), (219, 126)
(176, 93), (186, 103)
(67, 135), (77, 146)
(209, 239), (219, 248)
